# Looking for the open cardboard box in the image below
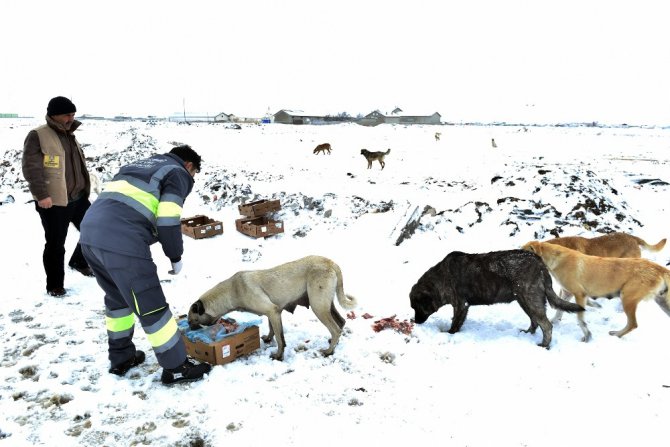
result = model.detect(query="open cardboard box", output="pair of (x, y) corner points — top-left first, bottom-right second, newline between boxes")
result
(238, 199), (281, 218)
(181, 215), (223, 239)
(235, 216), (284, 238)
(178, 317), (260, 365)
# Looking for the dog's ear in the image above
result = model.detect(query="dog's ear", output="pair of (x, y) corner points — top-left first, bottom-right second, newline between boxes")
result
(190, 300), (206, 315)
(522, 241), (537, 254)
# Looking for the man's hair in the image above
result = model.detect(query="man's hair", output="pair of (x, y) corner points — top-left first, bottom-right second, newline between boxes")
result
(170, 145), (202, 172)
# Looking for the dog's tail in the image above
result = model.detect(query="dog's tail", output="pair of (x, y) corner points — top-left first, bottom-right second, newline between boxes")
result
(334, 265), (357, 309)
(384, 148), (391, 155)
(542, 268), (583, 312)
(635, 236), (667, 253)
(546, 287), (584, 313)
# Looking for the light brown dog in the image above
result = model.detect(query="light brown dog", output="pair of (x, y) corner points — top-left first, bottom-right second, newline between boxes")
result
(361, 148), (390, 170)
(545, 232), (666, 320)
(187, 256), (357, 361)
(522, 241), (670, 342)
(546, 232), (666, 258)
(313, 143), (331, 155)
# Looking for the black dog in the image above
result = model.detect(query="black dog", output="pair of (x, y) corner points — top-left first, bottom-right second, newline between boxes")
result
(409, 250), (584, 348)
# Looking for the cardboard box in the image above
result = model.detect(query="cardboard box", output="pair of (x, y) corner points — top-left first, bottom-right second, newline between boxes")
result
(181, 324), (261, 365)
(235, 216), (284, 238)
(238, 199), (281, 218)
(181, 215), (223, 239)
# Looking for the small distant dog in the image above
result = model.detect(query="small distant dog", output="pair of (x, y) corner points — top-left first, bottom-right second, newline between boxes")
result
(409, 250), (583, 348)
(434, 132), (441, 141)
(188, 256), (357, 361)
(522, 241), (670, 342)
(491, 138), (497, 148)
(360, 148), (391, 170)
(544, 232), (666, 321)
(313, 143), (332, 155)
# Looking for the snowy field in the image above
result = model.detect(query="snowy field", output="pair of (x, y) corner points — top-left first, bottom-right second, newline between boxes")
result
(1, 119), (669, 446)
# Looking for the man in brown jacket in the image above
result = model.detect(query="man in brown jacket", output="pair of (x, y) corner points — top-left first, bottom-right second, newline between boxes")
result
(22, 96), (94, 297)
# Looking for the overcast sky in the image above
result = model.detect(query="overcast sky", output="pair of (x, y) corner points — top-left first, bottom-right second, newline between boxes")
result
(2, 0), (669, 124)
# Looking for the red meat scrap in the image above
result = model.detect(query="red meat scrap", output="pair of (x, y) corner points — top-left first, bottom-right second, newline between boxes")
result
(371, 315), (414, 335)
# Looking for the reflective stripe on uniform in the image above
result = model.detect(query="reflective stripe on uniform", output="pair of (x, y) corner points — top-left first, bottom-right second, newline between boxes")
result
(99, 167), (185, 228)
(102, 180), (159, 214)
(106, 307), (135, 339)
(144, 311), (181, 353)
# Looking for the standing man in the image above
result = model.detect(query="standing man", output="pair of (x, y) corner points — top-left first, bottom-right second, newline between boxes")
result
(22, 96), (94, 297)
(79, 145), (211, 385)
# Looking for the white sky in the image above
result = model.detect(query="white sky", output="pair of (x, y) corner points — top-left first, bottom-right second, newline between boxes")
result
(2, 0), (669, 123)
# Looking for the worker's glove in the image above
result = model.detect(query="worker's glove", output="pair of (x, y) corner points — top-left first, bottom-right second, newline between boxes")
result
(168, 260), (183, 275)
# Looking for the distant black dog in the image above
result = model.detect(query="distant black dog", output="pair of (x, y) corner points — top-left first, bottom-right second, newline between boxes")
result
(409, 250), (584, 348)
(360, 148), (390, 169)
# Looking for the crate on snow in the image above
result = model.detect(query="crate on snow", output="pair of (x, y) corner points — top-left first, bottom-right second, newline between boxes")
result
(235, 199), (284, 238)
(238, 199), (281, 218)
(177, 317), (260, 365)
(235, 216), (284, 238)
(180, 215), (223, 239)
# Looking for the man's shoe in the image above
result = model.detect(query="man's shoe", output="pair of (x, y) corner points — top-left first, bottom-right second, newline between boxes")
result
(47, 287), (67, 297)
(161, 359), (211, 385)
(70, 264), (95, 277)
(109, 350), (146, 376)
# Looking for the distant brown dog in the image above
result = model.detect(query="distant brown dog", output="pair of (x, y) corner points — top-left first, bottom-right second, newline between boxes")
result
(360, 148), (390, 169)
(545, 232), (666, 320)
(522, 241), (670, 342)
(313, 143), (331, 155)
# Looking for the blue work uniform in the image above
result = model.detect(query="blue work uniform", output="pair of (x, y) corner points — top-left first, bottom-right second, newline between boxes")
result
(80, 153), (193, 370)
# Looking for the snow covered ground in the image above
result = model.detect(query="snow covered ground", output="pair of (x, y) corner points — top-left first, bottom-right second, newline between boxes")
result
(1, 119), (669, 446)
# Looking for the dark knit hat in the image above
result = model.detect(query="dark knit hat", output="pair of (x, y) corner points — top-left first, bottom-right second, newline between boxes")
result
(47, 96), (76, 116)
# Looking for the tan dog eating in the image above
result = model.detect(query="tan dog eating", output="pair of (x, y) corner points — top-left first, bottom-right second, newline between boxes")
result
(522, 241), (670, 342)
(187, 256), (357, 361)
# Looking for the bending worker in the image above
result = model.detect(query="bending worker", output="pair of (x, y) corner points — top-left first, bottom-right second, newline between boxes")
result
(80, 145), (211, 385)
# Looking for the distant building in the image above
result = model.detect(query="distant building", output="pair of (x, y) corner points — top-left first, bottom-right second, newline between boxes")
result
(0, 113), (18, 118)
(214, 112), (233, 123)
(357, 109), (442, 126)
(273, 109), (355, 125)
(273, 109), (312, 125)
(78, 114), (107, 120)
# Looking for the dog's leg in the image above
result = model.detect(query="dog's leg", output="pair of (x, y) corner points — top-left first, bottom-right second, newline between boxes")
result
(380, 160), (385, 170)
(574, 293), (592, 342)
(309, 280), (344, 357)
(448, 303), (469, 333)
(551, 288), (573, 323)
(523, 314), (553, 348)
(609, 291), (640, 338)
(265, 308), (286, 361)
(331, 302), (346, 329)
(586, 298), (602, 308)
(517, 296), (553, 348)
(262, 324), (275, 345)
